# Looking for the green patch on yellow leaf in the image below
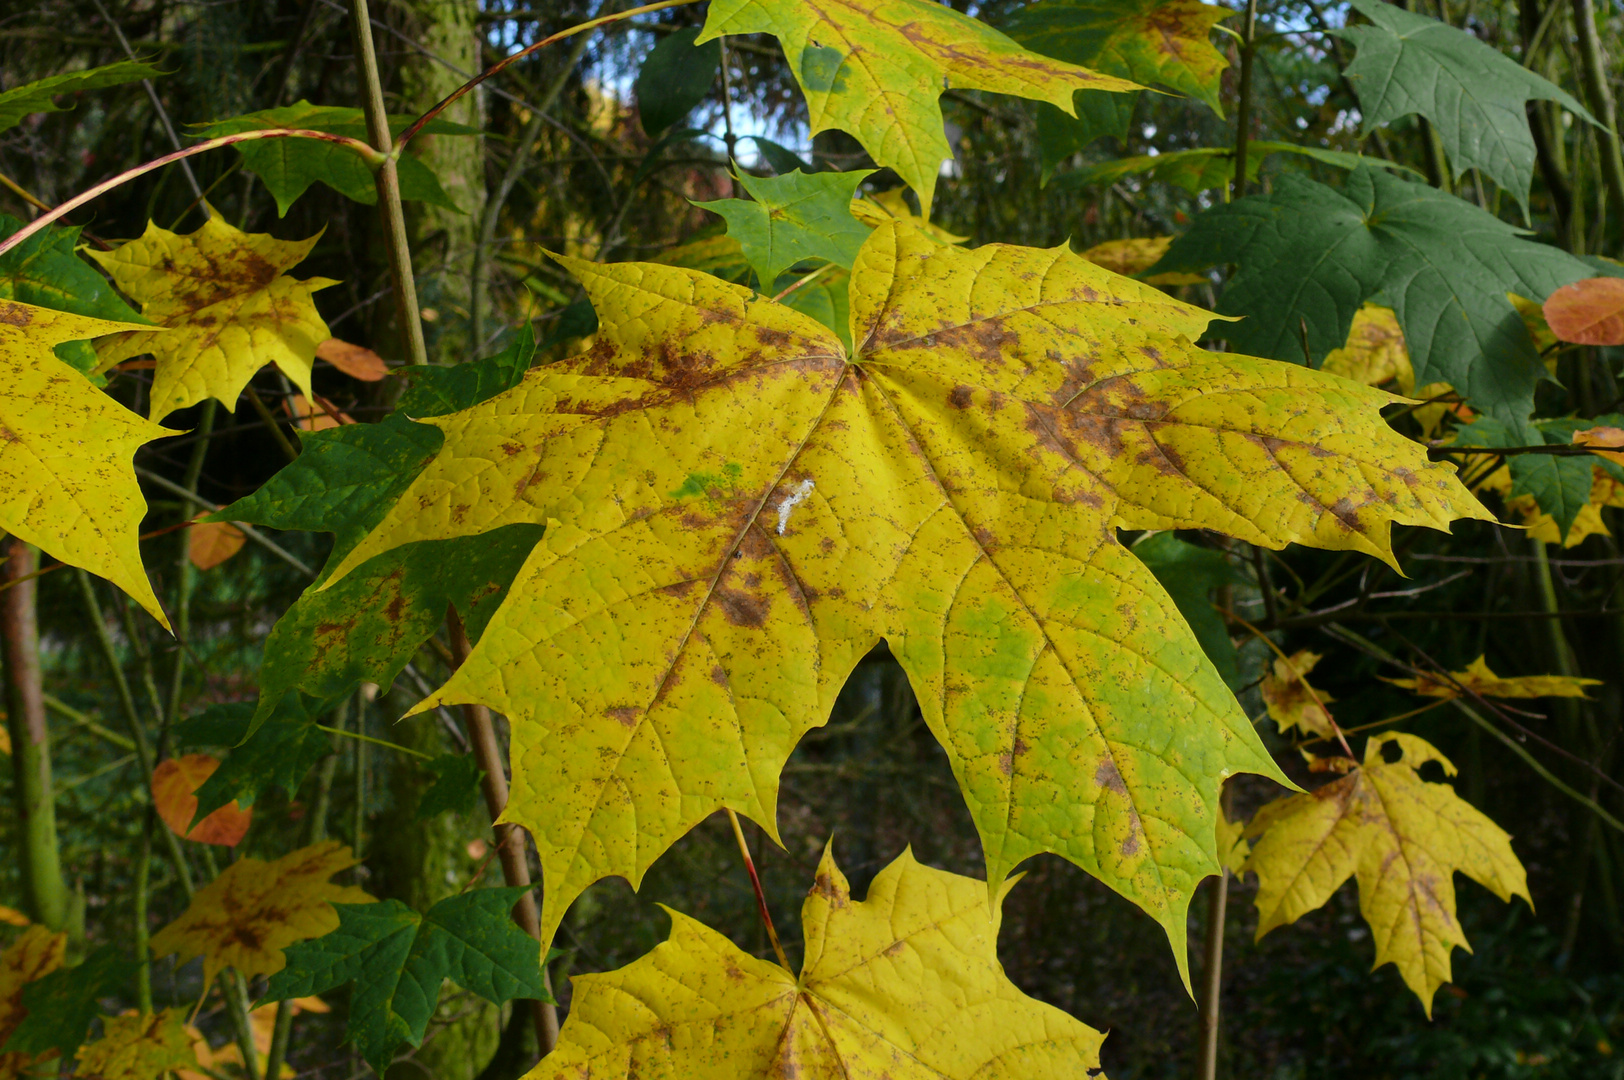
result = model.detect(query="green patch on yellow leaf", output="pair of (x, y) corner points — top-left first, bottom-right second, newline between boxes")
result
(1244, 733), (1530, 1015)
(535, 844), (1106, 1079)
(319, 220), (1485, 986)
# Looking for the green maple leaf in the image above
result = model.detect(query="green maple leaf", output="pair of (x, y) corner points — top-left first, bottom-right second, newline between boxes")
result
(0, 214), (147, 375)
(1003, 0), (1232, 175)
(1131, 533), (1246, 689)
(173, 697), (334, 824)
(1, 946), (136, 1058)
(635, 26), (721, 136)
(319, 219), (1488, 985)
(192, 101), (475, 215)
(261, 889), (553, 1074)
(416, 753), (485, 820)
(219, 331), (540, 730)
(0, 61), (164, 134)
(698, 0), (1136, 214)
(1336, 0), (1593, 208)
(698, 169), (875, 292)
(1151, 168), (1590, 419)
(1457, 416), (1599, 540)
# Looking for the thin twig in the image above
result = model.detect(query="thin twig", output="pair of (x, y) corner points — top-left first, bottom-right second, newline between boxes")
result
(726, 809), (792, 971)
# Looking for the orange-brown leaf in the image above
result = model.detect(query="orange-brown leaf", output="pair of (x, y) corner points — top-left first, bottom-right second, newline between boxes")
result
(1543, 276), (1624, 345)
(148, 840), (372, 987)
(315, 337), (389, 381)
(187, 520), (246, 571)
(152, 754), (253, 846)
(1573, 425), (1624, 466)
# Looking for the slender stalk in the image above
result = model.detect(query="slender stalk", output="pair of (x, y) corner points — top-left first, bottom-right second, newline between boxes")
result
(1195, 786), (1232, 1080)
(396, 0), (698, 150)
(167, 401), (216, 724)
(726, 809), (791, 971)
(244, 388), (299, 463)
(445, 605), (558, 1054)
(133, 813), (153, 1012)
(350, 0), (429, 371)
(2, 541), (67, 929)
(1571, 0), (1624, 239)
(0, 130), (381, 257)
(1231, 0), (1260, 199)
(315, 723), (434, 759)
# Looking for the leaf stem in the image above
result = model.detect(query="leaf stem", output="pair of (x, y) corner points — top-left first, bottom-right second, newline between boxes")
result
(1231, 0), (1260, 199)
(395, 0), (699, 151)
(725, 808), (791, 972)
(1195, 786), (1230, 1080)
(445, 604), (559, 1054)
(314, 723), (434, 759)
(0, 130), (382, 258)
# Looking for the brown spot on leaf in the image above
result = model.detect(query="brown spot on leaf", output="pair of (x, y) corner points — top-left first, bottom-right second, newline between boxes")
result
(0, 303), (32, 327)
(714, 587), (768, 627)
(949, 385), (973, 409)
(605, 706), (639, 728)
(1095, 757), (1127, 795)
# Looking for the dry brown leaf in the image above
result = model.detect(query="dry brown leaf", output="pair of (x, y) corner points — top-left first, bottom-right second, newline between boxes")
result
(315, 337), (389, 381)
(188, 520), (246, 571)
(151, 754), (253, 846)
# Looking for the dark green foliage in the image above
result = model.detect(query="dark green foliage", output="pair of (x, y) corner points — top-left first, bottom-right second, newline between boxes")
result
(173, 696), (334, 824)
(262, 888), (553, 1074)
(1153, 168), (1590, 419)
(634, 27), (720, 136)
(0, 61), (165, 134)
(1132, 533), (1246, 688)
(416, 754), (484, 821)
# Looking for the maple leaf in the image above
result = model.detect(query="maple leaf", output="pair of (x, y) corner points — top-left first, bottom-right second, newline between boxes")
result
(1152, 168), (1591, 419)
(261, 887), (552, 1075)
(699, 169), (875, 291)
(1543, 276), (1624, 345)
(1216, 809), (1249, 877)
(314, 337), (389, 381)
(536, 844), (1104, 1079)
(151, 753), (253, 846)
(416, 754), (485, 820)
(173, 699), (334, 824)
(1320, 304), (1415, 393)
(1004, 0), (1229, 175)
(1574, 425), (1624, 466)
(87, 216), (336, 422)
(192, 101), (472, 216)
(0, 300), (173, 626)
(72, 1009), (196, 1080)
(635, 26), (721, 136)
(148, 840), (372, 988)
(0, 926), (65, 1078)
(187, 519), (246, 570)
(0, 214), (147, 375)
(1336, 0), (1593, 208)
(320, 220), (1486, 980)
(849, 189), (968, 245)
(697, 0), (1137, 214)
(1080, 237), (1205, 287)
(1458, 416), (1609, 539)
(0, 61), (163, 134)
(1473, 458), (1624, 547)
(1131, 532), (1245, 687)
(1, 946), (135, 1059)
(1244, 733), (1530, 1014)
(217, 332), (542, 729)
(1384, 655), (1601, 701)
(1260, 649), (1337, 739)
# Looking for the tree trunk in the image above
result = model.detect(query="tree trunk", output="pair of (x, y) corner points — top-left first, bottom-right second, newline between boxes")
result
(2, 540), (67, 930)
(394, 0), (487, 364)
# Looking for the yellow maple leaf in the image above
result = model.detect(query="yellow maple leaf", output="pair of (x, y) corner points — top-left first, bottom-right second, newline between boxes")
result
(533, 844), (1105, 1078)
(1321, 304), (1415, 393)
(1080, 236), (1206, 286)
(1260, 649), (1338, 739)
(0, 300), (173, 626)
(849, 188), (968, 244)
(1478, 462), (1624, 547)
(73, 1008), (196, 1080)
(1573, 424), (1624, 466)
(322, 220), (1486, 985)
(698, 0), (1137, 214)
(149, 840), (372, 988)
(1216, 808), (1250, 877)
(1384, 655), (1601, 701)
(1244, 733), (1529, 1014)
(87, 216), (335, 422)
(0, 925), (66, 1080)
